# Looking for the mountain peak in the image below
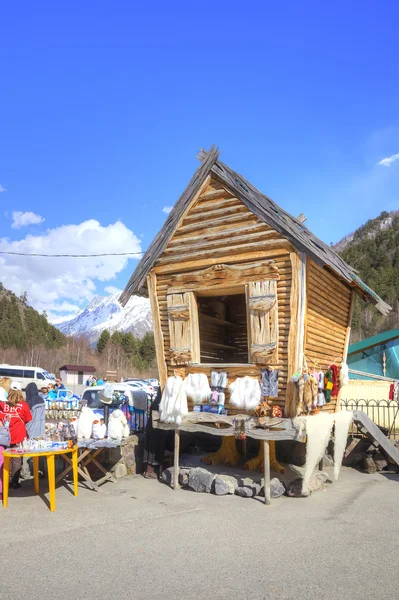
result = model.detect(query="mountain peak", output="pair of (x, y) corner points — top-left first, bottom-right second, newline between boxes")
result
(53, 293), (152, 342)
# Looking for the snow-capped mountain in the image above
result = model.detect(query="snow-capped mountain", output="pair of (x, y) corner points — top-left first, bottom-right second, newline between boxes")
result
(52, 292), (153, 342)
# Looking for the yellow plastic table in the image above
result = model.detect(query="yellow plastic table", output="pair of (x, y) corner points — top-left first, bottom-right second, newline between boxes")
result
(2, 446), (78, 512)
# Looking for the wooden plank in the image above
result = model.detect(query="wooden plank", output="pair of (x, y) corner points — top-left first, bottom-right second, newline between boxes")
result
(166, 224), (276, 250)
(182, 203), (248, 223)
(353, 411), (399, 465)
(335, 289), (356, 413)
(285, 252), (300, 417)
(177, 213), (259, 236)
(196, 188), (233, 202)
(264, 441), (271, 506)
(147, 272), (168, 388)
(173, 429), (180, 490)
(153, 248), (292, 275)
(156, 240), (292, 266)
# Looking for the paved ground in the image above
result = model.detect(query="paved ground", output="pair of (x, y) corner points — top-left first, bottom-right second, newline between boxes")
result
(1, 467), (398, 600)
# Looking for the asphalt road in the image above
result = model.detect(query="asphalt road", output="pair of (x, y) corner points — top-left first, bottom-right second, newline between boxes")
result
(1, 467), (398, 600)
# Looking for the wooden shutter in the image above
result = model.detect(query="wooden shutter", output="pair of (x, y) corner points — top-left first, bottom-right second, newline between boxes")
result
(247, 280), (279, 364)
(167, 291), (200, 365)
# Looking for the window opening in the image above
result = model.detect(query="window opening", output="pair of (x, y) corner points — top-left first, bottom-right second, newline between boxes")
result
(197, 293), (248, 364)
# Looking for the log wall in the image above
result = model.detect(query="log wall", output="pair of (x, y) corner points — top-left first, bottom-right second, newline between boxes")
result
(152, 175), (294, 413)
(304, 259), (353, 412)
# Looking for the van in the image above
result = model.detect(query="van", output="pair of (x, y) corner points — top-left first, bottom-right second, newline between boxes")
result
(0, 364), (55, 390)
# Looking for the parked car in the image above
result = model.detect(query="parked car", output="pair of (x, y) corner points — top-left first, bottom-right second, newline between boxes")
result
(81, 383), (147, 414)
(124, 378), (156, 395)
(0, 364), (55, 390)
(146, 378), (159, 389)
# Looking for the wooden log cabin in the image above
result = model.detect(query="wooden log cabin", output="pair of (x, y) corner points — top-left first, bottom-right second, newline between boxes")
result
(120, 146), (390, 418)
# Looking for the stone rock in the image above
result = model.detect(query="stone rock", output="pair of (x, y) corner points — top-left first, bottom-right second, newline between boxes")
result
(215, 474), (238, 494)
(178, 468), (191, 486)
(309, 471), (329, 492)
(343, 438), (375, 467)
(188, 467), (215, 493)
(362, 456), (377, 474)
(114, 463), (127, 479)
(235, 486), (254, 498)
(286, 477), (309, 498)
(260, 477), (286, 498)
(161, 467), (174, 485)
(322, 454), (334, 468)
(213, 477), (230, 495)
(373, 452), (388, 471)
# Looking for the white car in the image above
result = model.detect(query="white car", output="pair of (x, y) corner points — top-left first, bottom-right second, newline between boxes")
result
(0, 364), (55, 390)
(124, 378), (156, 395)
(81, 383), (147, 412)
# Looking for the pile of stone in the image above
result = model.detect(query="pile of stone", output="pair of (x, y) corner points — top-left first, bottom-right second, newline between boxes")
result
(343, 437), (391, 474)
(161, 466), (331, 499)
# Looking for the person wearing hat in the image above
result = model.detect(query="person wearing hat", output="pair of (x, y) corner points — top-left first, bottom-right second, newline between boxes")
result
(0, 382), (32, 488)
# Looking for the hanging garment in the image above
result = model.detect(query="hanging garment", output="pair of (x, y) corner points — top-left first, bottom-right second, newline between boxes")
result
(317, 392), (326, 407)
(210, 370), (228, 389)
(260, 369), (279, 398)
(330, 364), (339, 396)
(324, 369), (333, 402)
(303, 375), (318, 412)
(229, 376), (261, 411)
(339, 363), (349, 388)
(159, 376), (188, 425)
(184, 373), (211, 404)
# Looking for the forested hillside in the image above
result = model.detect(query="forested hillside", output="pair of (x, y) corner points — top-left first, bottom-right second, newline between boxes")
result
(337, 211), (399, 342)
(0, 283), (65, 349)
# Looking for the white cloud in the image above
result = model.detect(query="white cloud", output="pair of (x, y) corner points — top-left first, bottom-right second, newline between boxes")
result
(105, 285), (122, 295)
(12, 211), (45, 229)
(377, 152), (399, 167)
(0, 185), (6, 193)
(162, 206), (173, 214)
(0, 219), (142, 315)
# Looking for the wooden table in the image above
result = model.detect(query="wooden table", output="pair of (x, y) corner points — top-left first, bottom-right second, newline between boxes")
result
(56, 446), (117, 492)
(2, 446), (78, 512)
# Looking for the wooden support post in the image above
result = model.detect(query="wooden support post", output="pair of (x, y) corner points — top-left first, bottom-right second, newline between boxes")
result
(147, 272), (168, 389)
(263, 440), (271, 506)
(173, 429), (180, 490)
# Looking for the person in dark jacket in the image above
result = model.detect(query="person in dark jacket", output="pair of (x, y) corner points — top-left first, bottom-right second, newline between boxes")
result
(20, 383), (46, 481)
(25, 383), (46, 439)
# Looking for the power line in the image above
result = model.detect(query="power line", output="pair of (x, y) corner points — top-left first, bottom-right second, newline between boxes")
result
(0, 250), (145, 257)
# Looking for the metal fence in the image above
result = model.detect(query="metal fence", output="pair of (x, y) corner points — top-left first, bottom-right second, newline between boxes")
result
(340, 398), (399, 440)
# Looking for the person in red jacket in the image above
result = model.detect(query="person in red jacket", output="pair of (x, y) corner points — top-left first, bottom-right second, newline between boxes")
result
(0, 383), (32, 488)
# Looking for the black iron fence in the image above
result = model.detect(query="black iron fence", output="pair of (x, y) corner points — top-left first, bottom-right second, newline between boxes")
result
(340, 398), (399, 440)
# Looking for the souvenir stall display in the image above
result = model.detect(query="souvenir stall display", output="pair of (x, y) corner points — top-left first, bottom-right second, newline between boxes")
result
(118, 146), (392, 503)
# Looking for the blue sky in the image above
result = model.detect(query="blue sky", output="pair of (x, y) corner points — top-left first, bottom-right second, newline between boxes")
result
(0, 1), (398, 318)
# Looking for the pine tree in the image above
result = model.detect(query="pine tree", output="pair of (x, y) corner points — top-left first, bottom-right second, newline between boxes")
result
(111, 330), (123, 345)
(139, 332), (156, 366)
(97, 329), (111, 353)
(122, 332), (137, 355)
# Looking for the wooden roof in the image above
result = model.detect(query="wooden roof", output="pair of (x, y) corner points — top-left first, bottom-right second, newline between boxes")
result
(120, 146), (391, 316)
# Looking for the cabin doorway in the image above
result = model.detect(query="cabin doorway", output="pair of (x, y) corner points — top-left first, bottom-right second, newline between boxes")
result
(197, 293), (249, 363)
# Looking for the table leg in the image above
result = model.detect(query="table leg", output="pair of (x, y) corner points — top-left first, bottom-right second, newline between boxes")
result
(263, 440), (271, 506)
(33, 456), (39, 494)
(173, 429), (180, 490)
(3, 456), (10, 508)
(47, 455), (56, 512)
(72, 448), (78, 497)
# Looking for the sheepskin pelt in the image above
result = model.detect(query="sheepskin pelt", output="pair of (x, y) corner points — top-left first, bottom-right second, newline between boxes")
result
(77, 406), (96, 440)
(229, 376), (261, 411)
(300, 411), (354, 494)
(184, 373), (211, 404)
(159, 376), (188, 426)
(302, 413), (335, 495)
(333, 410), (353, 480)
(108, 409), (129, 439)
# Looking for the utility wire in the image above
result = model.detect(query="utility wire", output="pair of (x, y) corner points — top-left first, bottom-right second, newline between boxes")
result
(0, 250), (145, 257)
